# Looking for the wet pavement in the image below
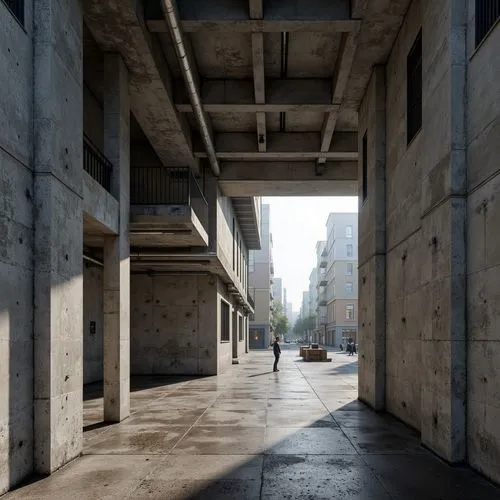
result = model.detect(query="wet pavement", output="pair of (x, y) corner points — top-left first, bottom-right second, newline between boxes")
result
(6, 348), (500, 499)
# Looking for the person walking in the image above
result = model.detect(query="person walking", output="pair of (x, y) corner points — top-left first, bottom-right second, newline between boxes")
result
(273, 336), (281, 372)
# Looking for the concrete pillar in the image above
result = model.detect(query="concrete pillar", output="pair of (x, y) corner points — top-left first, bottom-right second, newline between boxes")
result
(358, 66), (386, 411)
(33, 0), (84, 474)
(103, 54), (130, 422)
(419, 0), (467, 462)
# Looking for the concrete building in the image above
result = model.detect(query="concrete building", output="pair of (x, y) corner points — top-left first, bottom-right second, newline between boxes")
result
(1, 0), (500, 493)
(325, 213), (359, 346)
(271, 277), (283, 306)
(248, 204), (272, 349)
(308, 267), (319, 342)
(313, 241), (328, 343)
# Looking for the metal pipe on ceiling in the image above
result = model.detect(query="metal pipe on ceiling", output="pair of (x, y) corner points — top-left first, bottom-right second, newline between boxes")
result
(161, 0), (220, 177)
(83, 254), (104, 267)
(131, 251), (217, 259)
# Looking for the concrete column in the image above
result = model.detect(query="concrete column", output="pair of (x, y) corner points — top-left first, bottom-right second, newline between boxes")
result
(33, 0), (84, 474)
(419, 0), (467, 462)
(358, 66), (386, 411)
(103, 53), (130, 422)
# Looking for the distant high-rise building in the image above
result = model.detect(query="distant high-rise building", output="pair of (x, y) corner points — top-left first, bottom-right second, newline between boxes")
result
(249, 204), (273, 348)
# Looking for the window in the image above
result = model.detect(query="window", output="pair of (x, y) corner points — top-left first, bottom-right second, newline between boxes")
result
(221, 300), (230, 342)
(347, 244), (353, 257)
(345, 225), (353, 238)
(346, 263), (353, 276)
(345, 282), (353, 293)
(476, 1), (500, 46)
(239, 316), (244, 341)
(362, 131), (368, 201)
(346, 304), (354, 320)
(407, 30), (422, 145)
(249, 251), (255, 273)
(3, 0), (24, 25)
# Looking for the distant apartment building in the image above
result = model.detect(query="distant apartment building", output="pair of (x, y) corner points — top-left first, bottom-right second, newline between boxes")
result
(314, 241), (328, 342)
(272, 278), (283, 306)
(308, 266), (318, 326)
(249, 204), (273, 348)
(301, 291), (310, 319)
(325, 213), (359, 346)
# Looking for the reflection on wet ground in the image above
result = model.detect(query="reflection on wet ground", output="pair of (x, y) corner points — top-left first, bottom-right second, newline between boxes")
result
(6, 349), (499, 499)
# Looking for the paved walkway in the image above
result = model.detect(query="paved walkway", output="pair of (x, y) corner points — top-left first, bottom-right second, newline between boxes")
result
(7, 349), (499, 499)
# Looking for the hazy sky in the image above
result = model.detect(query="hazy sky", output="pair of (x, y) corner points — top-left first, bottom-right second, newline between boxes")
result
(263, 196), (358, 311)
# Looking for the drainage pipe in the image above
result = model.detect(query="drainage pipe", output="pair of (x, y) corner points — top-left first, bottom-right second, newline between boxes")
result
(161, 0), (220, 177)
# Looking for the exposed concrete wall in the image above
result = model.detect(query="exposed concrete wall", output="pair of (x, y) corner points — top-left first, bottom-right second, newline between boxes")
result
(466, 3), (500, 484)
(131, 274), (218, 375)
(360, 0), (468, 463)
(0, 2), (34, 493)
(384, 0), (423, 430)
(83, 264), (103, 384)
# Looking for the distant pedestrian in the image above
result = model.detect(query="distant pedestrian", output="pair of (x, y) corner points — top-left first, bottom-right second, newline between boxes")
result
(273, 336), (281, 372)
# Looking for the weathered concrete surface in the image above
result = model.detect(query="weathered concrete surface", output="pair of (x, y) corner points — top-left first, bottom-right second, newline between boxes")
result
(0, 2), (35, 493)
(103, 53), (130, 423)
(466, 0), (500, 484)
(32, 0), (84, 476)
(130, 273), (244, 376)
(5, 350), (499, 499)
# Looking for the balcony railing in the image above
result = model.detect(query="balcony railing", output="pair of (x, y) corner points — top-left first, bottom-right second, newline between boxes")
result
(130, 166), (208, 232)
(83, 135), (112, 192)
(248, 294), (255, 310)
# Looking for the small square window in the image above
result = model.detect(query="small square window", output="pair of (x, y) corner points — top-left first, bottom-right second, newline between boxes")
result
(345, 282), (353, 293)
(346, 225), (353, 238)
(347, 244), (353, 257)
(346, 263), (353, 276)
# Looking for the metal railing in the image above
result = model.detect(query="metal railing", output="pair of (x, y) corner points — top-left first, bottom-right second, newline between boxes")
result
(476, 0), (500, 46)
(130, 166), (208, 232)
(83, 135), (112, 192)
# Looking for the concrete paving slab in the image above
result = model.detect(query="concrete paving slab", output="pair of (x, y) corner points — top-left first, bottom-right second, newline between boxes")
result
(264, 427), (357, 455)
(6, 350), (499, 499)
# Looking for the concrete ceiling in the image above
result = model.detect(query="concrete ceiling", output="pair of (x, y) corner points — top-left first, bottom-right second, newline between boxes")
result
(83, 0), (412, 192)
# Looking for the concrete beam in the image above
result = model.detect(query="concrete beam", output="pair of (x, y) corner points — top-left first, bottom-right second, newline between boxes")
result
(193, 131), (358, 159)
(319, 31), (359, 163)
(218, 161), (358, 196)
(148, 19), (361, 33)
(84, 0), (195, 167)
(177, 79), (333, 105)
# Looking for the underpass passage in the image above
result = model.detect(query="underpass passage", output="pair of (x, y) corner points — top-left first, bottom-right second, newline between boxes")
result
(6, 350), (498, 499)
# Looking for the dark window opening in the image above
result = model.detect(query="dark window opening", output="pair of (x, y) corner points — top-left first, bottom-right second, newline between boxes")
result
(3, 0), (24, 26)
(407, 30), (422, 145)
(362, 132), (368, 201)
(221, 300), (230, 342)
(476, 0), (500, 46)
(239, 316), (244, 341)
